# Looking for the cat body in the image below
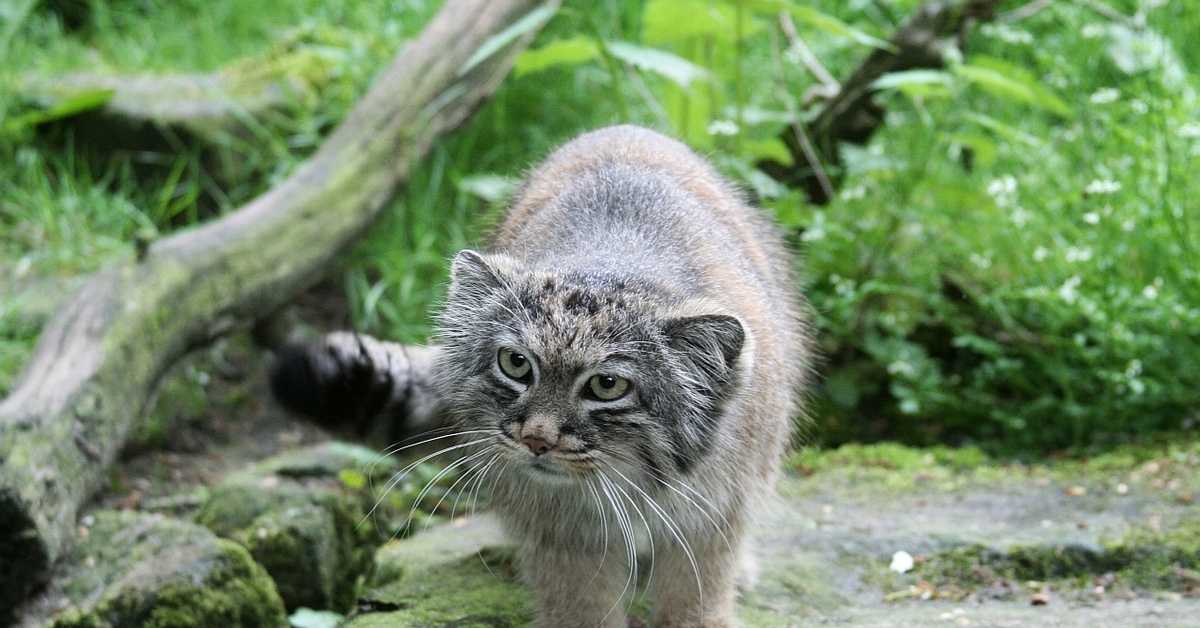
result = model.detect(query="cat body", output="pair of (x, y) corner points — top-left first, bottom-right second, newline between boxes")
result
(273, 125), (811, 627)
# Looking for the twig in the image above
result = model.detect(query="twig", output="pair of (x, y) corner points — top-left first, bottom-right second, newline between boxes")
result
(1074, 0), (1145, 30)
(999, 0), (1055, 22)
(778, 11), (838, 89)
(768, 19), (835, 202)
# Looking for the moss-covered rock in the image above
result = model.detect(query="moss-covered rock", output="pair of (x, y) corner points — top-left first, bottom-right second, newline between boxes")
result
(195, 442), (395, 613)
(345, 515), (533, 627)
(858, 474), (1200, 601)
(43, 510), (286, 627)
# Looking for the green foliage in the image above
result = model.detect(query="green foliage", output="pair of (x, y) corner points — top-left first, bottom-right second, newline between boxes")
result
(790, 1), (1200, 453)
(3, 0), (1198, 456)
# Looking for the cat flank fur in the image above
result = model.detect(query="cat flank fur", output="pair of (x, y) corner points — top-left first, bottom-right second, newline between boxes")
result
(271, 125), (812, 627)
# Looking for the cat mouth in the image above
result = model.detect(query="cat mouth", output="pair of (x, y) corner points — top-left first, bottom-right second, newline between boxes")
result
(522, 457), (579, 484)
(529, 457), (565, 474)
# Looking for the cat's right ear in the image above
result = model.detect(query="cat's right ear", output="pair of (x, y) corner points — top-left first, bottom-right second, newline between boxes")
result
(450, 250), (507, 294)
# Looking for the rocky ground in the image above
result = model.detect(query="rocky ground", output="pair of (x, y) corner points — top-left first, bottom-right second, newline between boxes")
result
(10, 334), (1200, 627)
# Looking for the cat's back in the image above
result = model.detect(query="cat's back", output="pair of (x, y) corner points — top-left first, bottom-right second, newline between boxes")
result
(491, 125), (808, 458)
(493, 125), (795, 314)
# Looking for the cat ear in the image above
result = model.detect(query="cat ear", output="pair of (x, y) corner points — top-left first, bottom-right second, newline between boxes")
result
(663, 314), (745, 395)
(449, 250), (507, 294)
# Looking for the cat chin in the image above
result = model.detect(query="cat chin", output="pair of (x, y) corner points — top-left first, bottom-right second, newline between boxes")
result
(519, 458), (578, 485)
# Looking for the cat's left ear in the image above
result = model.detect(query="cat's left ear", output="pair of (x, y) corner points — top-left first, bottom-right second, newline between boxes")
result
(449, 250), (507, 295)
(663, 314), (745, 395)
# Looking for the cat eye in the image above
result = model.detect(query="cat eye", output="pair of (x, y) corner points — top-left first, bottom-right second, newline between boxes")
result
(586, 374), (630, 401)
(498, 348), (533, 381)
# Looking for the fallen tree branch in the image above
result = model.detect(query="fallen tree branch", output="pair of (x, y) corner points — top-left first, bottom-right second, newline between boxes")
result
(0, 0), (558, 615)
(759, 0), (1000, 204)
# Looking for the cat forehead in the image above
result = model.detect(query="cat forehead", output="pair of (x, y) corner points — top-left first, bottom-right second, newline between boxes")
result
(505, 273), (661, 351)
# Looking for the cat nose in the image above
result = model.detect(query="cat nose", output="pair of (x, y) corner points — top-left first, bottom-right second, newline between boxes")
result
(522, 436), (553, 456)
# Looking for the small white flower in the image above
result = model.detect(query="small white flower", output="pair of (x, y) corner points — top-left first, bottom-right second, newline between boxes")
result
(1083, 212), (1100, 224)
(1033, 246), (1050, 262)
(1081, 23), (1107, 39)
(981, 23), (1033, 44)
(1177, 123), (1200, 139)
(1090, 88), (1120, 104)
(840, 185), (867, 200)
(1085, 179), (1122, 195)
(1010, 208), (1032, 227)
(1130, 99), (1149, 114)
(888, 360), (916, 377)
(1142, 284), (1158, 300)
(889, 550), (915, 573)
(1065, 247), (1093, 262)
(1126, 359), (1143, 378)
(1059, 275), (1082, 303)
(987, 175), (1018, 197)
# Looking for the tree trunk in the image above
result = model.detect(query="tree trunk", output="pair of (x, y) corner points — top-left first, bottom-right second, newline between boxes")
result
(0, 0), (559, 615)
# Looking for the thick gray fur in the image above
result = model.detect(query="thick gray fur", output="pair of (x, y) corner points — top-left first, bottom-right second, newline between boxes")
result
(435, 126), (812, 627)
(272, 125), (812, 627)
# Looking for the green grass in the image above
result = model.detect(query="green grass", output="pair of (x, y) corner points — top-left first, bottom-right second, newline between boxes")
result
(2, 0), (1198, 455)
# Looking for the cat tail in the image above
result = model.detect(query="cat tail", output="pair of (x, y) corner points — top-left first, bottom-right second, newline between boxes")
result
(269, 332), (444, 448)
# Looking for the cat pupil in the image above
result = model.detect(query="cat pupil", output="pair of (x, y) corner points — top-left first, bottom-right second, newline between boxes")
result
(598, 376), (616, 389)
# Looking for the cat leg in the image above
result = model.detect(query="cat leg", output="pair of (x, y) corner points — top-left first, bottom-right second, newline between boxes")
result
(519, 545), (635, 628)
(650, 531), (743, 628)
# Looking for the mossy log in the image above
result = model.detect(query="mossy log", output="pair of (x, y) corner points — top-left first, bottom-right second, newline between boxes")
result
(0, 0), (558, 616)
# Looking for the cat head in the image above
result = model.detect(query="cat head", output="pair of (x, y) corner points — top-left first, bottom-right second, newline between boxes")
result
(436, 250), (749, 483)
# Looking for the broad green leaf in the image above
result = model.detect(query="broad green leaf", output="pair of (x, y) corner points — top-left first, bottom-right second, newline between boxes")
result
(662, 77), (714, 147)
(457, 173), (519, 203)
(1, 88), (114, 136)
(788, 6), (897, 53)
(871, 69), (952, 91)
(742, 137), (793, 165)
(950, 132), (998, 169)
(514, 35), (600, 76)
(643, 0), (761, 44)
(457, 3), (559, 77)
(732, 106), (794, 125)
(605, 41), (712, 89)
(953, 58), (1072, 118)
(962, 112), (1044, 147)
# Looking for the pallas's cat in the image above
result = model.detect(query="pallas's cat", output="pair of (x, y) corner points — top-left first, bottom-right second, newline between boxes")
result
(271, 125), (812, 627)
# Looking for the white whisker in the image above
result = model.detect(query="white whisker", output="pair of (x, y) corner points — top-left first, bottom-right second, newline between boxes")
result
(605, 462), (705, 619)
(581, 477), (611, 592)
(362, 437), (491, 532)
(596, 474), (638, 627)
(421, 448), (495, 531)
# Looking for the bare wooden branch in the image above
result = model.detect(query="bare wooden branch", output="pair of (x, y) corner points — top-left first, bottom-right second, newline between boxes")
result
(758, 0), (1001, 204)
(0, 0), (558, 616)
(778, 11), (837, 89)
